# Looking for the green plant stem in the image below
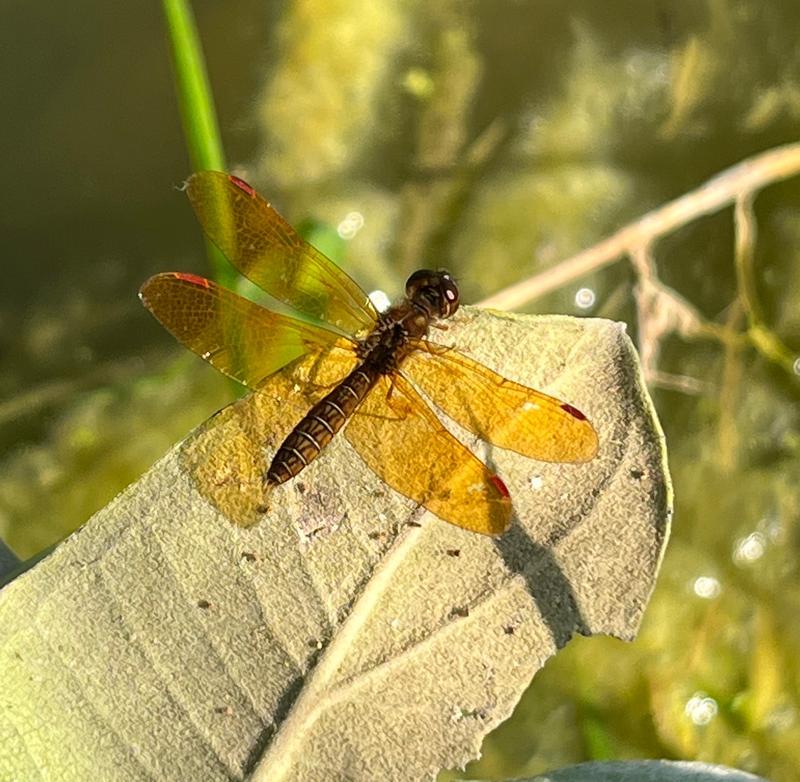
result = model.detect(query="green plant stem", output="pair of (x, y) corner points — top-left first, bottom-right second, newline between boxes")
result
(162, 0), (234, 287)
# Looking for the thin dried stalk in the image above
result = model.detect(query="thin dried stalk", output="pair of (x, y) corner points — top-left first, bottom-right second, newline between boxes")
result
(479, 142), (800, 379)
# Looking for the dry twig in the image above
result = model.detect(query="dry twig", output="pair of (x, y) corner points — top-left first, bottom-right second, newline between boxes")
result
(480, 142), (800, 382)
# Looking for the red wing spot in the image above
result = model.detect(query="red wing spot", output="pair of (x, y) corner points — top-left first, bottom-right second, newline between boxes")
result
(171, 272), (211, 288)
(229, 174), (256, 197)
(561, 402), (587, 421)
(489, 474), (511, 499)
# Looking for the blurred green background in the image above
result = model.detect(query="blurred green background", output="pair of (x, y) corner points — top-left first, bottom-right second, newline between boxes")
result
(1, 1), (798, 780)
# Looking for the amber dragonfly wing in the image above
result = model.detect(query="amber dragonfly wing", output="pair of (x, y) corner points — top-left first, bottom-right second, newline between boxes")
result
(180, 344), (359, 527)
(185, 171), (378, 336)
(139, 271), (351, 388)
(402, 346), (599, 463)
(344, 373), (513, 535)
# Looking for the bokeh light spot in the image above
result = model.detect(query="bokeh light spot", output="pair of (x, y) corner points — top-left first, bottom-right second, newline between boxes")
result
(575, 287), (596, 309)
(369, 289), (391, 313)
(685, 693), (718, 726)
(692, 575), (721, 599)
(337, 211), (364, 240)
(733, 531), (766, 565)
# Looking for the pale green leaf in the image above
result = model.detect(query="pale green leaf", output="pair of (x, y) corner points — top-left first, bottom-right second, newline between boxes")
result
(0, 309), (671, 781)
(485, 759), (768, 781)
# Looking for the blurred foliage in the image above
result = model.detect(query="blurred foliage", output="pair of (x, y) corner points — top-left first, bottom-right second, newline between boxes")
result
(1, 1), (799, 780)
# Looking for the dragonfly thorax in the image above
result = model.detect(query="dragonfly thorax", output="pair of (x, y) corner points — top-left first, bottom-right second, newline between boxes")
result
(357, 317), (411, 375)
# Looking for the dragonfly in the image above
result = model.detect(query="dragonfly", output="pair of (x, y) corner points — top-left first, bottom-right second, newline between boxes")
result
(140, 172), (598, 535)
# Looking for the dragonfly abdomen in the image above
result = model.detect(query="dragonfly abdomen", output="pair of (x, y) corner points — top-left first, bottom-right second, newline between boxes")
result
(266, 364), (379, 485)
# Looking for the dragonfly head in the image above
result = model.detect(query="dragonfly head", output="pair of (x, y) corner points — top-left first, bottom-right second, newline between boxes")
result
(405, 269), (460, 320)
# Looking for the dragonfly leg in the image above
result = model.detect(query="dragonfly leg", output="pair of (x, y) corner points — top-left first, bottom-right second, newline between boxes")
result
(383, 375), (412, 420)
(421, 341), (455, 356)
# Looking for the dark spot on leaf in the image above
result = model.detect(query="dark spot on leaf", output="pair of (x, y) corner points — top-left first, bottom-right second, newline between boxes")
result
(449, 606), (469, 619)
(241, 551), (257, 562)
(503, 625), (515, 635)
(456, 706), (488, 721)
(630, 468), (645, 480)
(197, 599), (211, 609)
(446, 548), (461, 557)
